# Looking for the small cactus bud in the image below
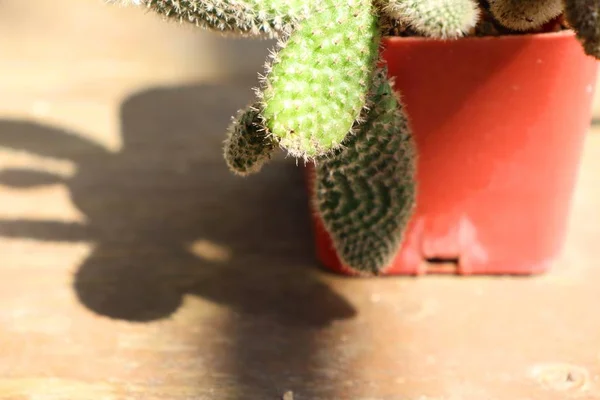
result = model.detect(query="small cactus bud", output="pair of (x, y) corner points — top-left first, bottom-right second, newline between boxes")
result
(224, 104), (277, 176)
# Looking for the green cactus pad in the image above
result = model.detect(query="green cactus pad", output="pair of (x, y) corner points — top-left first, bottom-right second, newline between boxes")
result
(564, 0), (600, 58)
(223, 103), (277, 176)
(313, 67), (417, 275)
(135, 0), (312, 38)
(259, 0), (381, 160)
(488, 0), (564, 31)
(381, 0), (480, 39)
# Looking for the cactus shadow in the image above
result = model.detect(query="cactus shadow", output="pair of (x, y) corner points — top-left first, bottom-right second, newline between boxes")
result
(0, 82), (357, 398)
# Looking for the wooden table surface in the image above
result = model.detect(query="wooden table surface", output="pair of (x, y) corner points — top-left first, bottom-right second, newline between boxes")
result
(0, 75), (599, 400)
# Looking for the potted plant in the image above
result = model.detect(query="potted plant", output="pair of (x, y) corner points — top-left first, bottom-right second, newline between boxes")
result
(112, 0), (599, 276)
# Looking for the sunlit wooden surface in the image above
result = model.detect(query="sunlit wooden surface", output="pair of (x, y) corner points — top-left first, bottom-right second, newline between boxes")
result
(1, 1), (600, 399)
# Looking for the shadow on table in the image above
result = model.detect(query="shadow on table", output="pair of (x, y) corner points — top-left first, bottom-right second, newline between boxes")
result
(0, 81), (357, 399)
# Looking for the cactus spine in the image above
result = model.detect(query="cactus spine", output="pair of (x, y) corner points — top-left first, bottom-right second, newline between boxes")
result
(487, 0), (564, 31)
(313, 67), (417, 275)
(224, 103), (277, 176)
(564, 0), (600, 58)
(259, 0), (381, 160)
(380, 0), (480, 39)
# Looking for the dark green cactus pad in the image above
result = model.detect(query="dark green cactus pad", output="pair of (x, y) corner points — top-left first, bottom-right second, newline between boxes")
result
(564, 0), (600, 58)
(313, 67), (417, 275)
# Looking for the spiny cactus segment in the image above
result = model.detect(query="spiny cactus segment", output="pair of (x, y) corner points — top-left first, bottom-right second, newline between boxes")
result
(487, 0), (564, 31)
(380, 0), (480, 39)
(564, 0), (600, 58)
(122, 0), (313, 38)
(223, 103), (277, 176)
(313, 68), (417, 275)
(258, 0), (381, 160)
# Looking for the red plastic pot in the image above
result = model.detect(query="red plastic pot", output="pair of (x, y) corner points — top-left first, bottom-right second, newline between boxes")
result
(306, 30), (598, 276)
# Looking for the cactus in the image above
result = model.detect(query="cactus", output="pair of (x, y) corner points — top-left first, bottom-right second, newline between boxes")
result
(115, 0), (314, 38)
(223, 103), (277, 176)
(258, 0), (381, 160)
(380, 0), (480, 39)
(564, 0), (600, 58)
(487, 0), (564, 31)
(313, 67), (417, 275)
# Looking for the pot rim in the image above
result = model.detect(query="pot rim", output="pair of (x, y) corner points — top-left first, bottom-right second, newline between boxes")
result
(382, 28), (575, 43)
